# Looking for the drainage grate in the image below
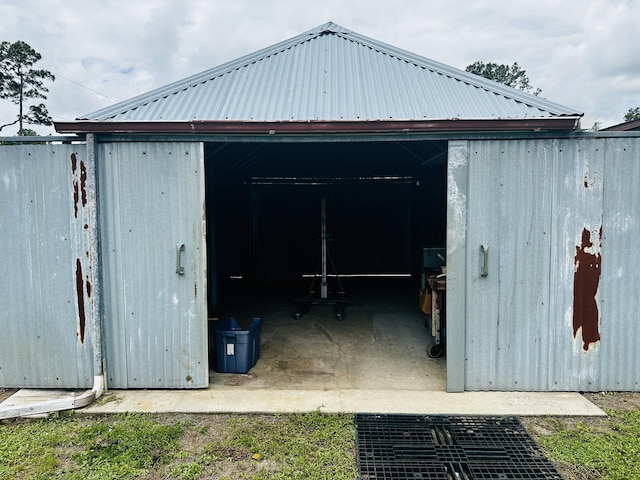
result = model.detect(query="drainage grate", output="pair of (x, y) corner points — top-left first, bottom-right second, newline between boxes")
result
(356, 414), (563, 480)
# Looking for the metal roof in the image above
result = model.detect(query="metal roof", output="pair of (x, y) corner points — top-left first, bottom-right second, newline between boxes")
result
(603, 119), (640, 131)
(78, 22), (581, 124)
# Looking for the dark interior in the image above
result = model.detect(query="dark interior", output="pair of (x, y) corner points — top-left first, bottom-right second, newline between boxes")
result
(204, 140), (447, 314)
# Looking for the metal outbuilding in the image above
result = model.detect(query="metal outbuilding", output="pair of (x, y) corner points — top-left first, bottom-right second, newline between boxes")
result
(2, 22), (639, 395)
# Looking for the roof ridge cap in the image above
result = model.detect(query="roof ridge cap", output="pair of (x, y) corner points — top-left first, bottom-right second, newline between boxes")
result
(305, 21), (352, 35)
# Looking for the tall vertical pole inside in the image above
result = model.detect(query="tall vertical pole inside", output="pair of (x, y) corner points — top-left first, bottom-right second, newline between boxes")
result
(320, 197), (328, 299)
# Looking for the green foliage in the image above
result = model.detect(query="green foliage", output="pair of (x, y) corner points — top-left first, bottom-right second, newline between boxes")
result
(623, 106), (640, 122)
(0, 40), (55, 135)
(465, 60), (541, 95)
(537, 409), (640, 480)
(168, 462), (204, 479)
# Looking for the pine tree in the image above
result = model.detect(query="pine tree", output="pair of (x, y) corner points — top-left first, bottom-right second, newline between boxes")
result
(0, 40), (55, 135)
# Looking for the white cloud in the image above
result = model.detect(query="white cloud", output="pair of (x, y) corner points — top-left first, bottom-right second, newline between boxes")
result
(1, 0), (639, 134)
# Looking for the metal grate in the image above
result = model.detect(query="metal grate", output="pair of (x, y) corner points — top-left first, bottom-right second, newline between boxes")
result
(356, 414), (563, 480)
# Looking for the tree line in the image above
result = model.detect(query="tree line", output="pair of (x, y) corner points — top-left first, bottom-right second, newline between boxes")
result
(466, 61), (640, 124)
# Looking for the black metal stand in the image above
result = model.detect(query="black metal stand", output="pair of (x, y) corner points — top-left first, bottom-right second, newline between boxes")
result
(294, 197), (349, 320)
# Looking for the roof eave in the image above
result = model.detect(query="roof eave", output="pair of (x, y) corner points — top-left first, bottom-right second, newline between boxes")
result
(602, 119), (640, 131)
(55, 118), (582, 135)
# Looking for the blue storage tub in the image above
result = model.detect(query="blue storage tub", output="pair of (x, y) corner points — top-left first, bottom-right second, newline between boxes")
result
(213, 317), (262, 373)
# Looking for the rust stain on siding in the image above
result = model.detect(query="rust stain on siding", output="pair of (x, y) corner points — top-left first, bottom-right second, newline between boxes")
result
(71, 154), (88, 218)
(75, 259), (86, 344)
(573, 227), (601, 351)
(80, 160), (88, 207)
(71, 153), (79, 218)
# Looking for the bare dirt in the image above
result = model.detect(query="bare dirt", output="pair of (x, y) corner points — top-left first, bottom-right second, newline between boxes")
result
(0, 388), (16, 403)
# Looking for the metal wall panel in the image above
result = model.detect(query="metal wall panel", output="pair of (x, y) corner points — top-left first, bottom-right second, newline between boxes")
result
(99, 142), (208, 388)
(463, 139), (555, 391)
(598, 138), (640, 391)
(0, 144), (94, 387)
(452, 137), (640, 391)
(547, 139), (606, 390)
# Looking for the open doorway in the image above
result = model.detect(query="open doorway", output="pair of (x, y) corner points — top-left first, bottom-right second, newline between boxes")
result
(204, 140), (448, 390)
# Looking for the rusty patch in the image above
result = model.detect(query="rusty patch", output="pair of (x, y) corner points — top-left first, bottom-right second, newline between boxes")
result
(573, 227), (601, 351)
(73, 182), (79, 219)
(75, 259), (86, 344)
(80, 160), (88, 207)
(71, 155), (87, 218)
(71, 153), (79, 219)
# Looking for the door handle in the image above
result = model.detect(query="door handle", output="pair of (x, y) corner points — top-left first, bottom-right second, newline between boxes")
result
(480, 244), (489, 276)
(176, 243), (185, 275)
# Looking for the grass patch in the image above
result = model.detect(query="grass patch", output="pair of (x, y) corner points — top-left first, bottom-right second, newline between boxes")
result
(534, 409), (640, 480)
(0, 415), (76, 479)
(225, 411), (357, 479)
(0, 411), (356, 479)
(0, 414), (184, 480)
(73, 414), (185, 479)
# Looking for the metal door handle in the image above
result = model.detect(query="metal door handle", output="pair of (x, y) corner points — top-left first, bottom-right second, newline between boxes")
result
(480, 244), (489, 276)
(176, 243), (185, 275)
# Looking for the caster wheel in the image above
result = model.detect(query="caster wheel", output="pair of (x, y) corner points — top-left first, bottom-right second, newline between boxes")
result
(427, 343), (443, 358)
(295, 313), (301, 320)
(336, 313), (342, 321)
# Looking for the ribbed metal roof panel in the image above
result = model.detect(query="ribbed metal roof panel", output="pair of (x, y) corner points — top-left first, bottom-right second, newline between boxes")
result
(81, 22), (581, 122)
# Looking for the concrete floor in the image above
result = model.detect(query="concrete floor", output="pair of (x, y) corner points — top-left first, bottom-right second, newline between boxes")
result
(208, 278), (446, 391)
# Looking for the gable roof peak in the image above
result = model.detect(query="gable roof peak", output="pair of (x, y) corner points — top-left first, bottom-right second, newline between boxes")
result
(307, 21), (352, 35)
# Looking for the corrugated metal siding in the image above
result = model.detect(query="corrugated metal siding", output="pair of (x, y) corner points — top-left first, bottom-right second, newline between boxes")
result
(547, 139), (605, 391)
(99, 142), (208, 388)
(463, 139), (555, 391)
(0, 144), (94, 388)
(81, 23), (579, 122)
(597, 138), (640, 391)
(456, 137), (640, 391)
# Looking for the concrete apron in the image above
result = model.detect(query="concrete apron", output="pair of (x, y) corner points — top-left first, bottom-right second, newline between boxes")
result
(2, 388), (605, 416)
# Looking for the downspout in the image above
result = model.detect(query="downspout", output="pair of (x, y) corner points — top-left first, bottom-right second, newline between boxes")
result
(0, 134), (104, 420)
(83, 132), (106, 404)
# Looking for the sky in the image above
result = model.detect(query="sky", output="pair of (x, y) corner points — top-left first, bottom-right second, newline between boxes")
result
(1, 0), (639, 135)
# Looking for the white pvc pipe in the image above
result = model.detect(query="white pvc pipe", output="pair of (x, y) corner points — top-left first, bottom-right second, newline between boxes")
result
(0, 375), (104, 420)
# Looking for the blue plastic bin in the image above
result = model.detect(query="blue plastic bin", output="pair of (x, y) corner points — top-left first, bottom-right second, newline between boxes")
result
(213, 317), (262, 373)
